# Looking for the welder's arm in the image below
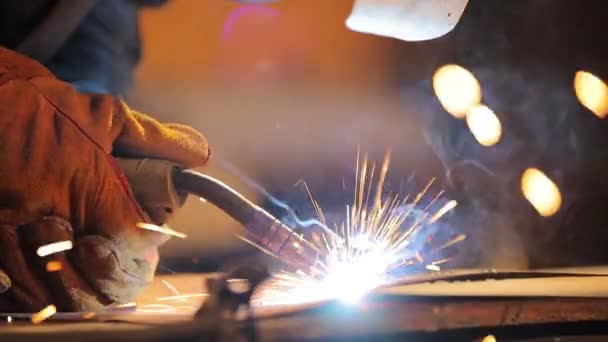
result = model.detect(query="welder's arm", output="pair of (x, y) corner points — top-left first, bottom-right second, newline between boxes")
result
(0, 47), (210, 312)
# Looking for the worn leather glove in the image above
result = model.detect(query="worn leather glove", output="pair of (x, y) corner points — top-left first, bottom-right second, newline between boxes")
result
(0, 47), (210, 312)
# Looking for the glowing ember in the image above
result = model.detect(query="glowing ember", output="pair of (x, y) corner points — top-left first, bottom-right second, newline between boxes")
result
(46, 261), (63, 272)
(433, 64), (482, 118)
(136, 223), (187, 239)
(254, 151), (461, 306)
(521, 168), (562, 217)
(574, 70), (608, 118)
(82, 312), (96, 319)
(37, 241), (72, 257)
(31, 305), (56, 324)
(466, 104), (502, 146)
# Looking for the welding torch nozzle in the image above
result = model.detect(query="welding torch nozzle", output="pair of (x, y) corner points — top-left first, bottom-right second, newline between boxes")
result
(116, 158), (320, 271)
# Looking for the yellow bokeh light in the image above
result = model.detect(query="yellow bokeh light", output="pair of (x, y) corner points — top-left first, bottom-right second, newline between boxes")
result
(482, 335), (497, 342)
(433, 64), (482, 118)
(521, 168), (562, 217)
(465, 104), (502, 146)
(574, 71), (608, 118)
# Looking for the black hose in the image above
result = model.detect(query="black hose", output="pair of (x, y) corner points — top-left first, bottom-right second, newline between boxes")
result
(172, 169), (319, 270)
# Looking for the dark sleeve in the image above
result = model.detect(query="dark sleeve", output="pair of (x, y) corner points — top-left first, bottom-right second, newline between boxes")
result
(45, 0), (144, 96)
(135, 0), (170, 7)
(0, 0), (57, 49)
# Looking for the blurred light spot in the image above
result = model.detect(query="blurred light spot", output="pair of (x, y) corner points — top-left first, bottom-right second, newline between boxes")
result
(32, 305), (56, 324)
(521, 168), (562, 217)
(574, 71), (608, 118)
(433, 64), (482, 118)
(7, 316), (12, 323)
(46, 261), (63, 272)
(465, 104), (502, 146)
(482, 335), (497, 342)
(37, 240), (72, 257)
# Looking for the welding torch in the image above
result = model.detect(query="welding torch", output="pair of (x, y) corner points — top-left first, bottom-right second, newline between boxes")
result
(116, 158), (320, 271)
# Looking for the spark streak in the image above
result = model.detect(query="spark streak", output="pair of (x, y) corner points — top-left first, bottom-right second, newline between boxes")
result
(429, 200), (458, 224)
(32, 305), (56, 324)
(136, 223), (187, 239)
(254, 151), (462, 306)
(161, 280), (180, 295)
(156, 293), (208, 302)
(37, 241), (72, 257)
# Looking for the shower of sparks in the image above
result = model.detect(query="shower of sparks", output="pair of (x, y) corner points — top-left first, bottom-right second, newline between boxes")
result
(31, 305), (56, 324)
(253, 150), (462, 306)
(36, 241), (73, 257)
(136, 223), (188, 239)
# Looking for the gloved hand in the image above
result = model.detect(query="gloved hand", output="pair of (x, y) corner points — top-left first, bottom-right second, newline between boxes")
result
(0, 47), (210, 312)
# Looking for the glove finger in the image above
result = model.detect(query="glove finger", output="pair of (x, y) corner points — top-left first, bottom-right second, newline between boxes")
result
(112, 104), (210, 169)
(0, 224), (53, 312)
(0, 267), (9, 293)
(73, 235), (156, 303)
(20, 217), (109, 312)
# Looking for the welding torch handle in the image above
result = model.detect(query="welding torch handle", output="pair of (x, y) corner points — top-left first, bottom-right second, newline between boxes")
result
(172, 169), (320, 269)
(115, 158), (318, 270)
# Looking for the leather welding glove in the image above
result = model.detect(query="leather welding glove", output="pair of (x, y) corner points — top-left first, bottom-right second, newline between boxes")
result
(0, 47), (210, 312)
